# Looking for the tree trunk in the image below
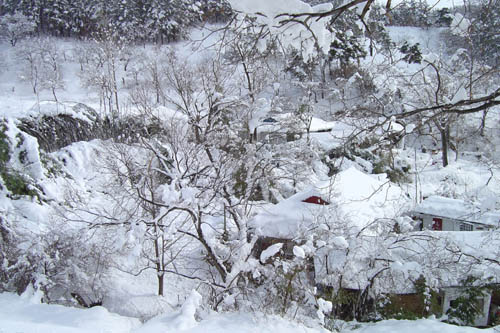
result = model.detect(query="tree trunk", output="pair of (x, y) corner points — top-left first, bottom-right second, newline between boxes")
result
(157, 273), (164, 296)
(479, 109), (488, 136)
(440, 124), (449, 167)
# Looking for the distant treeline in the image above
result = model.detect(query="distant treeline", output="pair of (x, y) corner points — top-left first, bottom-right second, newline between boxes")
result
(0, 0), (232, 43)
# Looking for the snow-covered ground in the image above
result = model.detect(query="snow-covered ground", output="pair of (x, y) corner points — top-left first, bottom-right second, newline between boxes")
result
(1, 291), (498, 333)
(0, 291), (140, 333)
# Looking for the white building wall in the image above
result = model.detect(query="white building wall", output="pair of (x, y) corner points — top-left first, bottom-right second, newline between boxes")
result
(419, 214), (488, 231)
(442, 287), (491, 327)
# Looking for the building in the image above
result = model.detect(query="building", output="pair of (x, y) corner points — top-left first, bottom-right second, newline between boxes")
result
(412, 196), (500, 231)
(251, 115), (337, 144)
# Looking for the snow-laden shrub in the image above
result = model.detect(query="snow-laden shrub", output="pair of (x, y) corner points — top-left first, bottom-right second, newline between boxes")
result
(0, 217), (112, 306)
(0, 119), (42, 200)
(245, 244), (316, 318)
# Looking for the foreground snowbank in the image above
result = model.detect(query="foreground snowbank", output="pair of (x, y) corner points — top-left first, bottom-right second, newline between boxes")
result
(1, 292), (498, 333)
(355, 318), (496, 333)
(0, 292), (140, 333)
(137, 311), (323, 333)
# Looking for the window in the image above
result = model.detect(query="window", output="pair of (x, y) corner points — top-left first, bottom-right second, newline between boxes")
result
(449, 299), (460, 309)
(460, 223), (473, 231)
(432, 218), (443, 230)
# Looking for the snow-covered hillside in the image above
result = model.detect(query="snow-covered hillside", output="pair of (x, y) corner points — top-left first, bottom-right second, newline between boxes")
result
(1, 0), (499, 331)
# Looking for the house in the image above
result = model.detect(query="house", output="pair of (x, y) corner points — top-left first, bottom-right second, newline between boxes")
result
(250, 188), (330, 260)
(411, 196), (500, 231)
(250, 167), (407, 261)
(251, 115), (338, 144)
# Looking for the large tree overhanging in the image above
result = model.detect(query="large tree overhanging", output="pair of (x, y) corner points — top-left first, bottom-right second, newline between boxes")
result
(396, 88), (500, 119)
(276, 0), (380, 23)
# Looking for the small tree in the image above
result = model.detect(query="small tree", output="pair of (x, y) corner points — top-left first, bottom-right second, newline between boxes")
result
(0, 12), (35, 46)
(39, 37), (65, 101)
(103, 141), (189, 297)
(79, 27), (128, 115)
(17, 38), (42, 96)
(16, 37), (65, 101)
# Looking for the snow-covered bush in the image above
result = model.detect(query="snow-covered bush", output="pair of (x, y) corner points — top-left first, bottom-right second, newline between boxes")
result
(247, 244), (316, 317)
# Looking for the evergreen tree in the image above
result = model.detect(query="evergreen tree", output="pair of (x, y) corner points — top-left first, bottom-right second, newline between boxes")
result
(435, 8), (453, 27)
(470, 0), (500, 67)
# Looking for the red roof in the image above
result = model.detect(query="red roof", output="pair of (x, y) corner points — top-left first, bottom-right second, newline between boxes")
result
(302, 196), (330, 205)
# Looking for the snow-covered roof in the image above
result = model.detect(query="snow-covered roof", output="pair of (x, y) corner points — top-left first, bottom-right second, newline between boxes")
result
(309, 117), (336, 132)
(254, 115), (337, 134)
(250, 188), (329, 239)
(251, 167), (408, 238)
(413, 196), (500, 226)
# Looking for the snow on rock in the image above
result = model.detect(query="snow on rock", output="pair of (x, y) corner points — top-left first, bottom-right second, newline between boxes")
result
(293, 245), (306, 258)
(25, 101), (97, 123)
(54, 140), (104, 186)
(260, 243), (283, 262)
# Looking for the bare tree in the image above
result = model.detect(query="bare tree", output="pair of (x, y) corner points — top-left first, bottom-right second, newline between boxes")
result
(0, 12), (35, 46)
(17, 37), (65, 102)
(60, 140), (191, 297)
(79, 28), (129, 115)
(17, 38), (42, 96)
